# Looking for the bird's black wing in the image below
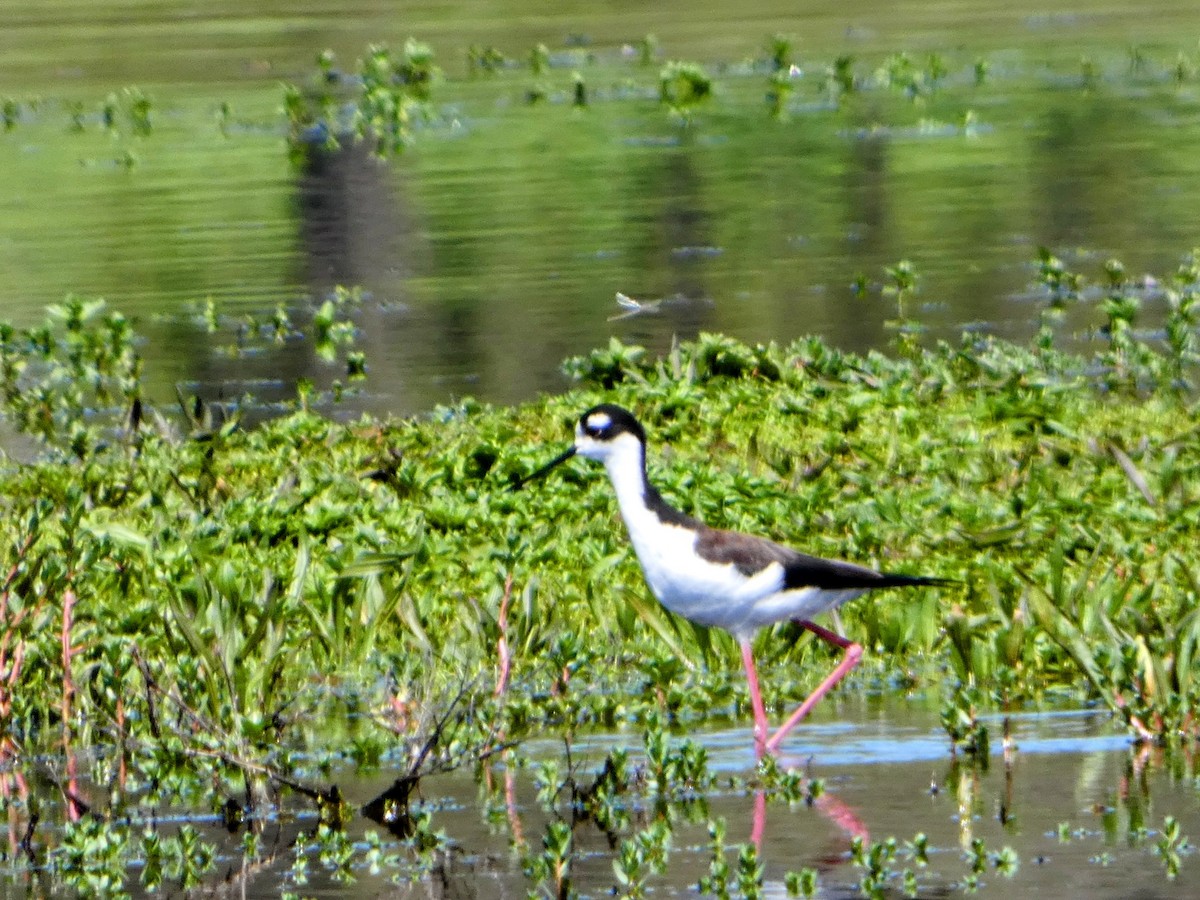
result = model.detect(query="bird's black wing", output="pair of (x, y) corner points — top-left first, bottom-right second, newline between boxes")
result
(695, 526), (949, 591)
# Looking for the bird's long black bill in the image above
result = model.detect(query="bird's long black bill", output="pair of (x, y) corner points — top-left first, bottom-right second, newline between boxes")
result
(509, 446), (576, 491)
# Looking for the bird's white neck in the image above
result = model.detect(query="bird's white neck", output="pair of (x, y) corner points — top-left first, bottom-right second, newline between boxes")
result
(601, 435), (652, 522)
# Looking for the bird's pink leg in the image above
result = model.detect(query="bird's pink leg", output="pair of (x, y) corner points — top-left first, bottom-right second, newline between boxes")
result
(764, 620), (863, 755)
(740, 639), (770, 758)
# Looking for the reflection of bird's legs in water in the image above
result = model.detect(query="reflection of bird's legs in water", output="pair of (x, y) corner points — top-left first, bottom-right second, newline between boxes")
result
(481, 755), (526, 850)
(504, 762), (525, 848)
(0, 769), (29, 858)
(814, 791), (869, 842)
(750, 783), (868, 853)
(751, 789), (767, 849)
(492, 755), (525, 849)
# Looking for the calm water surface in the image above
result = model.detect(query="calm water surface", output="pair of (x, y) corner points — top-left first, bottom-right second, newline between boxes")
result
(2, 1), (1200, 420)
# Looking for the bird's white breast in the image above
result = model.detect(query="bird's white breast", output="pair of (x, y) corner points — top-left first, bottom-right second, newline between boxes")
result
(602, 452), (780, 636)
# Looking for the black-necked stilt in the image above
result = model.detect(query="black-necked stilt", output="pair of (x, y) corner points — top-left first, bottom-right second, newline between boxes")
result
(514, 403), (951, 756)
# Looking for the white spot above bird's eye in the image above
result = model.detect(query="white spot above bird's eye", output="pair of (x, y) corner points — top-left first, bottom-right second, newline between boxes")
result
(586, 412), (611, 432)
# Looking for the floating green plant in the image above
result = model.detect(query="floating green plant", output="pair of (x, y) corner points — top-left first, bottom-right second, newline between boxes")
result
(974, 57), (990, 86)
(282, 41), (438, 164)
(467, 44), (506, 77)
(768, 33), (794, 73)
(1, 98), (18, 130)
(1155, 815), (1190, 879)
(659, 60), (712, 123)
(828, 54), (857, 97)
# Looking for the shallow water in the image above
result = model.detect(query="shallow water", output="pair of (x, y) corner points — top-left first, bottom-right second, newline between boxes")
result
(5, 704), (1195, 897)
(329, 711), (1196, 898)
(2, 2), (1200, 423)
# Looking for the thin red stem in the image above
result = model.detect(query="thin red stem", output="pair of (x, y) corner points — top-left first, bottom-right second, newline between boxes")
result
(61, 587), (82, 822)
(495, 573), (514, 698)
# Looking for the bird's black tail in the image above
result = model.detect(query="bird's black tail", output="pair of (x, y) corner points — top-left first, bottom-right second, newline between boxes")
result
(875, 572), (956, 589)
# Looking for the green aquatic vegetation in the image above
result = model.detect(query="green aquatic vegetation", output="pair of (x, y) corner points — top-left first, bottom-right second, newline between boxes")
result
(101, 93), (118, 129)
(659, 61), (712, 123)
(526, 44), (553, 103)
(579, 748), (632, 833)
(906, 831), (930, 866)
(1128, 45), (1149, 76)
(926, 53), (949, 87)
(784, 866), (819, 897)
(763, 35), (796, 118)
(1036, 246), (1085, 307)
(637, 34), (659, 67)
(215, 98), (232, 136)
(697, 817), (735, 898)
(391, 38), (439, 101)
(1164, 254), (1200, 387)
(992, 843), (1019, 876)
(55, 817), (131, 896)
(874, 52), (945, 101)
(884, 258), (918, 315)
(643, 715), (713, 798)
(65, 99), (85, 131)
(735, 841), (764, 897)
(123, 87), (152, 136)
(883, 258), (921, 358)
(314, 822), (356, 882)
(0, 296), (141, 458)
(1079, 55), (1097, 87)
(284, 41), (437, 164)
(530, 43), (551, 77)
(612, 819), (671, 898)
(768, 34), (795, 73)
(6, 260), (1200, 890)
(849, 832), (952, 898)
(820, 53), (859, 104)
(768, 68), (793, 120)
(100, 87), (152, 138)
(1025, 543), (1200, 741)
(754, 753), (817, 806)
(356, 41), (436, 155)
(940, 684), (990, 758)
(850, 834), (900, 898)
(1175, 52), (1196, 85)
(1, 98), (18, 130)
(312, 284), (364, 365)
(1155, 815), (1190, 878)
(525, 819), (576, 899)
(1099, 257), (1147, 389)
(467, 44), (506, 77)
(974, 57), (990, 86)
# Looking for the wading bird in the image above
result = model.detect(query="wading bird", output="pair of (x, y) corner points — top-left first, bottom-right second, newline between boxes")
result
(513, 403), (950, 756)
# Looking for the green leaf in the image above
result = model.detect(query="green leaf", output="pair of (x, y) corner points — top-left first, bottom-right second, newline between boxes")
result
(83, 518), (151, 553)
(166, 581), (227, 717)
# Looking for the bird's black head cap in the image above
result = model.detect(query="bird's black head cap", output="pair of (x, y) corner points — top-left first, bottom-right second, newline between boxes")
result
(578, 404), (646, 445)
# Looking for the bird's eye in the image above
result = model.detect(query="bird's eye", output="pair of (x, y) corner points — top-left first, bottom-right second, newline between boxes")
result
(583, 413), (611, 438)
